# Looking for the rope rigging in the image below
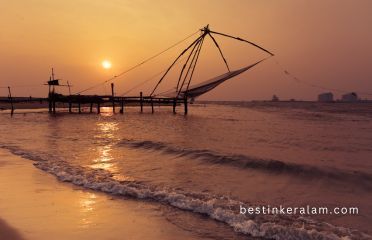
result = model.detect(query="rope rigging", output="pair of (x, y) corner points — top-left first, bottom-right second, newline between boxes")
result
(149, 33), (206, 96)
(183, 36), (205, 96)
(3, 26), (276, 98)
(207, 32), (230, 72)
(150, 25), (274, 97)
(273, 59), (372, 96)
(175, 37), (203, 92)
(6, 25), (369, 100)
(73, 29), (200, 95)
(176, 37), (205, 97)
(120, 54), (188, 96)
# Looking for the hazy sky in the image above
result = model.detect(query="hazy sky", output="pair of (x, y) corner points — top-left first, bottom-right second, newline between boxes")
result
(1, 0), (371, 100)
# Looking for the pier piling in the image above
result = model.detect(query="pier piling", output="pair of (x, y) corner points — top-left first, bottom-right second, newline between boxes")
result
(184, 95), (188, 115)
(173, 98), (176, 114)
(151, 97), (154, 114)
(111, 83), (115, 113)
(69, 101), (72, 113)
(120, 99), (124, 114)
(52, 94), (56, 114)
(140, 92), (143, 113)
(8, 87), (14, 115)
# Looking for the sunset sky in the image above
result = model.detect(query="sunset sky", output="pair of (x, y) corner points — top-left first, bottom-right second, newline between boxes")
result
(0, 0), (371, 100)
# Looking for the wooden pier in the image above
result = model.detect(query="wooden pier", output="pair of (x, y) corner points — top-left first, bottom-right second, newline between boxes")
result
(0, 87), (188, 115)
(46, 91), (187, 115)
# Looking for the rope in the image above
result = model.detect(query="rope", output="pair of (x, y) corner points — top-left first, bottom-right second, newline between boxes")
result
(273, 59), (372, 96)
(208, 32), (230, 72)
(150, 34), (204, 96)
(120, 54), (188, 96)
(121, 69), (168, 96)
(73, 29), (200, 95)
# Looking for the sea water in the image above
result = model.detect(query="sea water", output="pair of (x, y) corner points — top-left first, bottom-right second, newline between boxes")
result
(1, 102), (371, 239)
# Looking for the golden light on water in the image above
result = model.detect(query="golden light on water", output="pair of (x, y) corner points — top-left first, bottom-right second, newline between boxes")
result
(80, 192), (97, 213)
(78, 192), (97, 228)
(91, 145), (114, 171)
(102, 60), (112, 69)
(91, 122), (117, 171)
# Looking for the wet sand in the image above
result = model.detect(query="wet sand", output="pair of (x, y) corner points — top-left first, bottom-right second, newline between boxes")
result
(0, 149), (201, 240)
(0, 218), (24, 240)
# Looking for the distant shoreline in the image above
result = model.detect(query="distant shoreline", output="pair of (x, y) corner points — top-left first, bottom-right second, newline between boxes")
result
(1, 99), (372, 111)
(0, 100), (372, 111)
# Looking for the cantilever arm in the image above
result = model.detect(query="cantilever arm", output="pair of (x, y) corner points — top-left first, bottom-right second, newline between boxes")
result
(209, 30), (274, 56)
(208, 33), (230, 72)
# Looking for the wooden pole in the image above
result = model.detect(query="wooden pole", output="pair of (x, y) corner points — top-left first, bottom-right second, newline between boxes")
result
(184, 95), (188, 115)
(140, 92), (143, 113)
(151, 97), (154, 113)
(67, 81), (71, 95)
(8, 87), (14, 115)
(120, 98), (124, 114)
(97, 101), (100, 114)
(48, 84), (52, 113)
(52, 86), (56, 114)
(90, 102), (93, 113)
(111, 83), (115, 113)
(68, 100), (72, 113)
(68, 81), (72, 113)
(78, 94), (81, 113)
(173, 98), (176, 114)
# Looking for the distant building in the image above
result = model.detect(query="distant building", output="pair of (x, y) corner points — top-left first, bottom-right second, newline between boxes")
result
(272, 95), (279, 102)
(341, 92), (359, 102)
(318, 92), (334, 102)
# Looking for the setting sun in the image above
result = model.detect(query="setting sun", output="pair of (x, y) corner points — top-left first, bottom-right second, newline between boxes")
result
(102, 60), (112, 69)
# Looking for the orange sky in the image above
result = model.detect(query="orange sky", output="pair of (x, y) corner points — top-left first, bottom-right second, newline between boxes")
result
(1, 0), (371, 100)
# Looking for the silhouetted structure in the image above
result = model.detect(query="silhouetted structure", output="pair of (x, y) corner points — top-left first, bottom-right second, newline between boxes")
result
(272, 95), (279, 102)
(341, 92), (359, 102)
(318, 92), (334, 102)
(1, 25), (274, 115)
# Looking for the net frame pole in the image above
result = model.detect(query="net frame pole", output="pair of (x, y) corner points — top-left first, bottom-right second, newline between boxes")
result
(150, 34), (205, 96)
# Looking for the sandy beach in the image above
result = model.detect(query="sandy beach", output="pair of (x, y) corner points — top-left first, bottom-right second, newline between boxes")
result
(0, 218), (23, 240)
(0, 149), (206, 240)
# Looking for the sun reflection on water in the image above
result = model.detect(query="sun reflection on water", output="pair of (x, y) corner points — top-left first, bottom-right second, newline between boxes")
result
(90, 121), (134, 181)
(95, 121), (119, 140)
(98, 107), (117, 117)
(80, 192), (97, 212)
(91, 121), (118, 172)
(91, 145), (115, 171)
(78, 192), (97, 228)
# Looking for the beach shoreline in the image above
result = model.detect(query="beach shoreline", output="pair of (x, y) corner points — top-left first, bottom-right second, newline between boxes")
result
(0, 218), (24, 240)
(0, 149), (210, 240)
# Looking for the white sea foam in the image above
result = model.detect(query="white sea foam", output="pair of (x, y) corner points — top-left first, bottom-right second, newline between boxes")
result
(33, 159), (370, 240)
(1, 144), (371, 240)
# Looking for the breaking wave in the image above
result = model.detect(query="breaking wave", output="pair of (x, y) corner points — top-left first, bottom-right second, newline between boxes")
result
(118, 139), (372, 186)
(1, 144), (371, 239)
